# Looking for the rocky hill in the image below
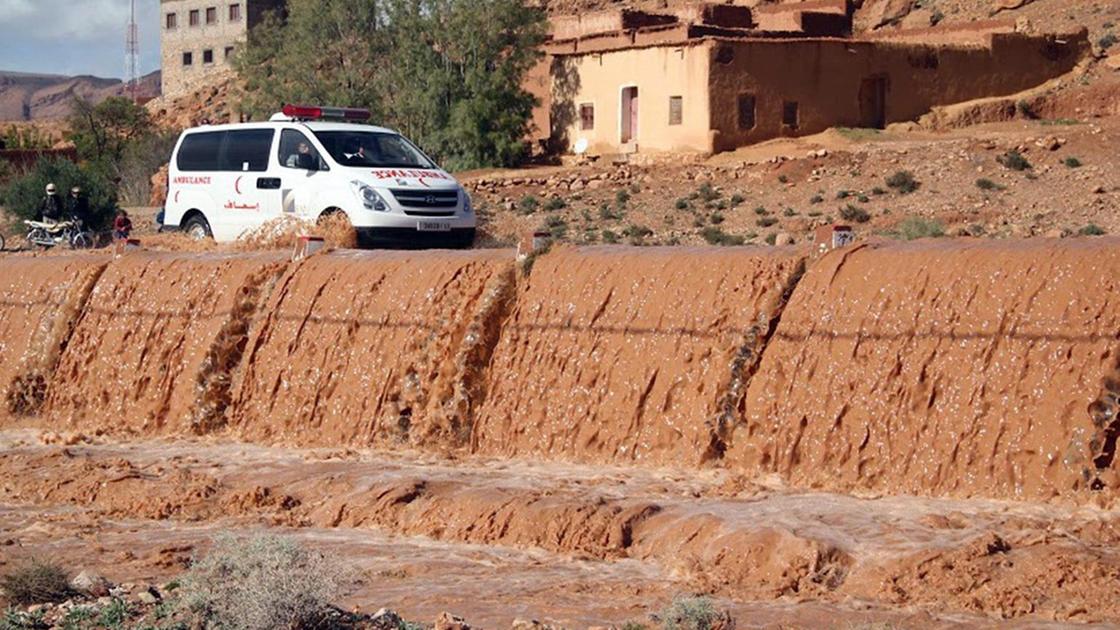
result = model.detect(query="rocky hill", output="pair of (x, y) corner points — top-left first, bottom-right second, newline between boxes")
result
(0, 70), (161, 122)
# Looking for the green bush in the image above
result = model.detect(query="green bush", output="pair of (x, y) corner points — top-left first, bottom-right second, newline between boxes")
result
(700, 227), (744, 246)
(1079, 223), (1106, 236)
(661, 596), (727, 630)
(615, 189), (631, 206)
(998, 150), (1031, 171)
(1063, 157), (1083, 168)
(975, 178), (1003, 191)
(2, 159), (117, 231)
(602, 229), (619, 243)
(624, 224), (653, 239)
(885, 170), (920, 194)
(709, 212), (725, 225)
(756, 216), (778, 228)
(729, 193), (745, 206)
(809, 194), (824, 204)
(1100, 33), (1118, 50)
(179, 534), (351, 630)
(836, 190), (851, 200)
(0, 560), (72, 605)
(697, 182), (720, 202)
(517, 195), (539, 215)
(896, 215), (945, 240)
(839, 204), (871, 224)
(675, 198), (689, 210)
(753, 206), (768, 216)
(544, 197), (566, 211)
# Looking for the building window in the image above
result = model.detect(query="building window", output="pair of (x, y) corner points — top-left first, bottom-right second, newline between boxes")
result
(166, 13), (177, 29)
(579, 103), (594, 131)
(206, 7), (217, 24)
(225, 46), (236, 60)
(189, 9), (200, 26)
(669, 96), (683, 125)
(203, 49), (214, 64)
(783, 101), (800, 129)
(229, 3), (242, 21)
(182, 52), (193, 66)
(737, 93), (756, 130)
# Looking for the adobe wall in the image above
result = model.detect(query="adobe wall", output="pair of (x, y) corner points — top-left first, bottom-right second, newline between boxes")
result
(708, 32), (1088, 150)
(552, 44), (713, 155)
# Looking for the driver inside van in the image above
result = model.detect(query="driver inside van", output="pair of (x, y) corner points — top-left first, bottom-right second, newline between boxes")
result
(285, 142), (316, 169)
(342, 138), (370, 165)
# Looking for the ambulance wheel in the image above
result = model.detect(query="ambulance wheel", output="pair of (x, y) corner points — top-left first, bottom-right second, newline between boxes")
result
(184, 214), (212, 240)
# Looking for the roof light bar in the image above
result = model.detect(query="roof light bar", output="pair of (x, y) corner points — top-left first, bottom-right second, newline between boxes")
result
(281, 104), (371, 122)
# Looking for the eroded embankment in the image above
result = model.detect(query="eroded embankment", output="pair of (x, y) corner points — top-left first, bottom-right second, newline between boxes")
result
(727, 238), (1120, 501)
(0, 255), (108, 417)
(44, 252), (287, 435)
(227, 250), (516, 449)
(473, 246), (805, 467)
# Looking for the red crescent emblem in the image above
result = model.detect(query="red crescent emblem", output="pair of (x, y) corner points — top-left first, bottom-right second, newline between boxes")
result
(174, 190), (181, 203)
(417, 177), (430, 187)
(235, 176), (243, 194)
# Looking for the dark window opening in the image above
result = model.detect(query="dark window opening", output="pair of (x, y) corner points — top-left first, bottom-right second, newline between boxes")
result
(189, 9), (200, 26)
(579, 104), (594, 131)
(203, 49), (214, 64)
(669, 96), (683, 125)
(229, 3), (242, 21)
(206, 7), (217, 24)
(782, 101), (799, 129)
(182, 52), (193, 66)
(225, 46), (236, 60)
(166, 13), (177, 29)
(737, 93), (756, 130)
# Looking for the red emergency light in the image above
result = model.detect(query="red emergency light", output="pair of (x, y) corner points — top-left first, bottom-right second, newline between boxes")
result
(281, 104), (371, 122)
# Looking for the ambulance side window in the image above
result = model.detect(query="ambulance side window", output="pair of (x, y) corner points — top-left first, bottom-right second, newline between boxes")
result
(222, 129), (274, 172)
(279, 129), (322, 170)
(177, 131), (224, 171)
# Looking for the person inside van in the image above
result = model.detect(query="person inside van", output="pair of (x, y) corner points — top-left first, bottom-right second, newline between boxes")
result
(285, 142), (316, 169)
(342, 138), (370, 166)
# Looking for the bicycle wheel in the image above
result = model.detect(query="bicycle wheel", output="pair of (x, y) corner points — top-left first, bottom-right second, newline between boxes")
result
(70, 232), (94, 249)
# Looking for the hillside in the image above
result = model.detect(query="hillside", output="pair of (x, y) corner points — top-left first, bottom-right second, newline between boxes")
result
(0, 70), (161, 122)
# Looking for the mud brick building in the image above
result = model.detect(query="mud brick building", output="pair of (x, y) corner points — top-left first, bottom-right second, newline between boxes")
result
(531, 1), (1090, 157)
(160, 0), (284, 98)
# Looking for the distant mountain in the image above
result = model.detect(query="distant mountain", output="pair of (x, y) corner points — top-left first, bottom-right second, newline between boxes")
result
(0, 70), (161, 121)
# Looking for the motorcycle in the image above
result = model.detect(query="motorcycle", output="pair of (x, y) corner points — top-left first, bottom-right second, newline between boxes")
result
(24, 218), (94, 250)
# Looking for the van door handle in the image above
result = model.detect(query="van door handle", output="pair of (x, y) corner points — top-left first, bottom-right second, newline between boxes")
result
(257, 178), (281, 190)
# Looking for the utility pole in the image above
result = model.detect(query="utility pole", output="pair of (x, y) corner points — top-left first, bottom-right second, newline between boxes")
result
(125, 0), (140, 101)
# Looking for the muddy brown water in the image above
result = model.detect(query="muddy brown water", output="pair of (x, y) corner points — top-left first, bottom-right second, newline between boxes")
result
(2, 240), (1120, 625)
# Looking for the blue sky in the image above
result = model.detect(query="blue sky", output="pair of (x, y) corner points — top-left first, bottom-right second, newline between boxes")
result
(0, 0), (161, 79)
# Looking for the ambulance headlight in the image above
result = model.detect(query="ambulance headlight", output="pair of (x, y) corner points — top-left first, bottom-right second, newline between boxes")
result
(461, 188), (473, 214)
(351, 180), (388, 212)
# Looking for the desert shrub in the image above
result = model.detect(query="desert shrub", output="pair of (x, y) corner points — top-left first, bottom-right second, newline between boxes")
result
(753, 206), (768, 216)
(857, 194), (870, 203)
(624, 224), (653, 239)
(764, 233), (777, 245)
(1079, 223), (1106, 236)
(756, 216), (778, 228)
(700, 227), (744, 246)
(709, 212), (725, 225)
(660, 596), (730, 630)
(839, 204), (871, 224)
(1063, 157), (1083, 168)
(1016, 99), (1037, 119)
(630, 183), (641, 194)
(836, 190), (851, 200)
(675, 198), (689, 210)
(697, 182), (720, 201)
(602, 229), (619, 243)
(600, 203), (622, 221)
(729, 193), (745, 206)
(783, 207), (797, 217)
(544, 197), (566, 211)
(620, 622), (649, 630)
(872, 186), (886, 195)
(179, 533), (350, 630)
(1100, 33), (1118, 50)
(0, 561), (72, 605)
(809, 194), (823, 204)
(2, 159), (117, 230)
(777, 174), (789, 184)
(615, 189), (631, 205)
(998, 150), (1031, 171)
(98, 598), (131, 629)
(517, 195), (539, 215)
(975, 178), (1003, 191)
(545, 214), (568, 238)
(885, 170), (920, 194)
(896, 215), (945, 240)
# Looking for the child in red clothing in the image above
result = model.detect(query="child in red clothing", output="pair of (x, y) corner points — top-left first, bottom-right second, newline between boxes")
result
(113, 210), (133, 240)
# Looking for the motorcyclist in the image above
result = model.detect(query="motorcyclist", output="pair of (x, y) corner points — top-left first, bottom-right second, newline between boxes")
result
(38, 183), (65, 224)
(67, 186), (90, 227)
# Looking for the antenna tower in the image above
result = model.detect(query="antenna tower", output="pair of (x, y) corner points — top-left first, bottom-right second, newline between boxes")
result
(125, 0), (140, 101)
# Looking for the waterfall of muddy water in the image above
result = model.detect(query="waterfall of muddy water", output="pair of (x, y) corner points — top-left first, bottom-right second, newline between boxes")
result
(727, 238), (1120, 500)
(43, 252), (288, 435)
(228, 249), (516, 448)
(0, 255), (109, 417)
(473, 246), (807, 466)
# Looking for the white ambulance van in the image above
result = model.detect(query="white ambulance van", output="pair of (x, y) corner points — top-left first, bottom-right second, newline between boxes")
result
(163, 105), (475, 248)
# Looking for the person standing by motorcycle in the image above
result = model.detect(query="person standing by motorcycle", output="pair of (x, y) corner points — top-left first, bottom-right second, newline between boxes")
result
(67, 186), (89, 227)
(37, 183), (65, 224)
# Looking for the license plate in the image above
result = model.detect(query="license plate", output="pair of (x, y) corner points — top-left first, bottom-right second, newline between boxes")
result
(417, 221), (451, 232)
